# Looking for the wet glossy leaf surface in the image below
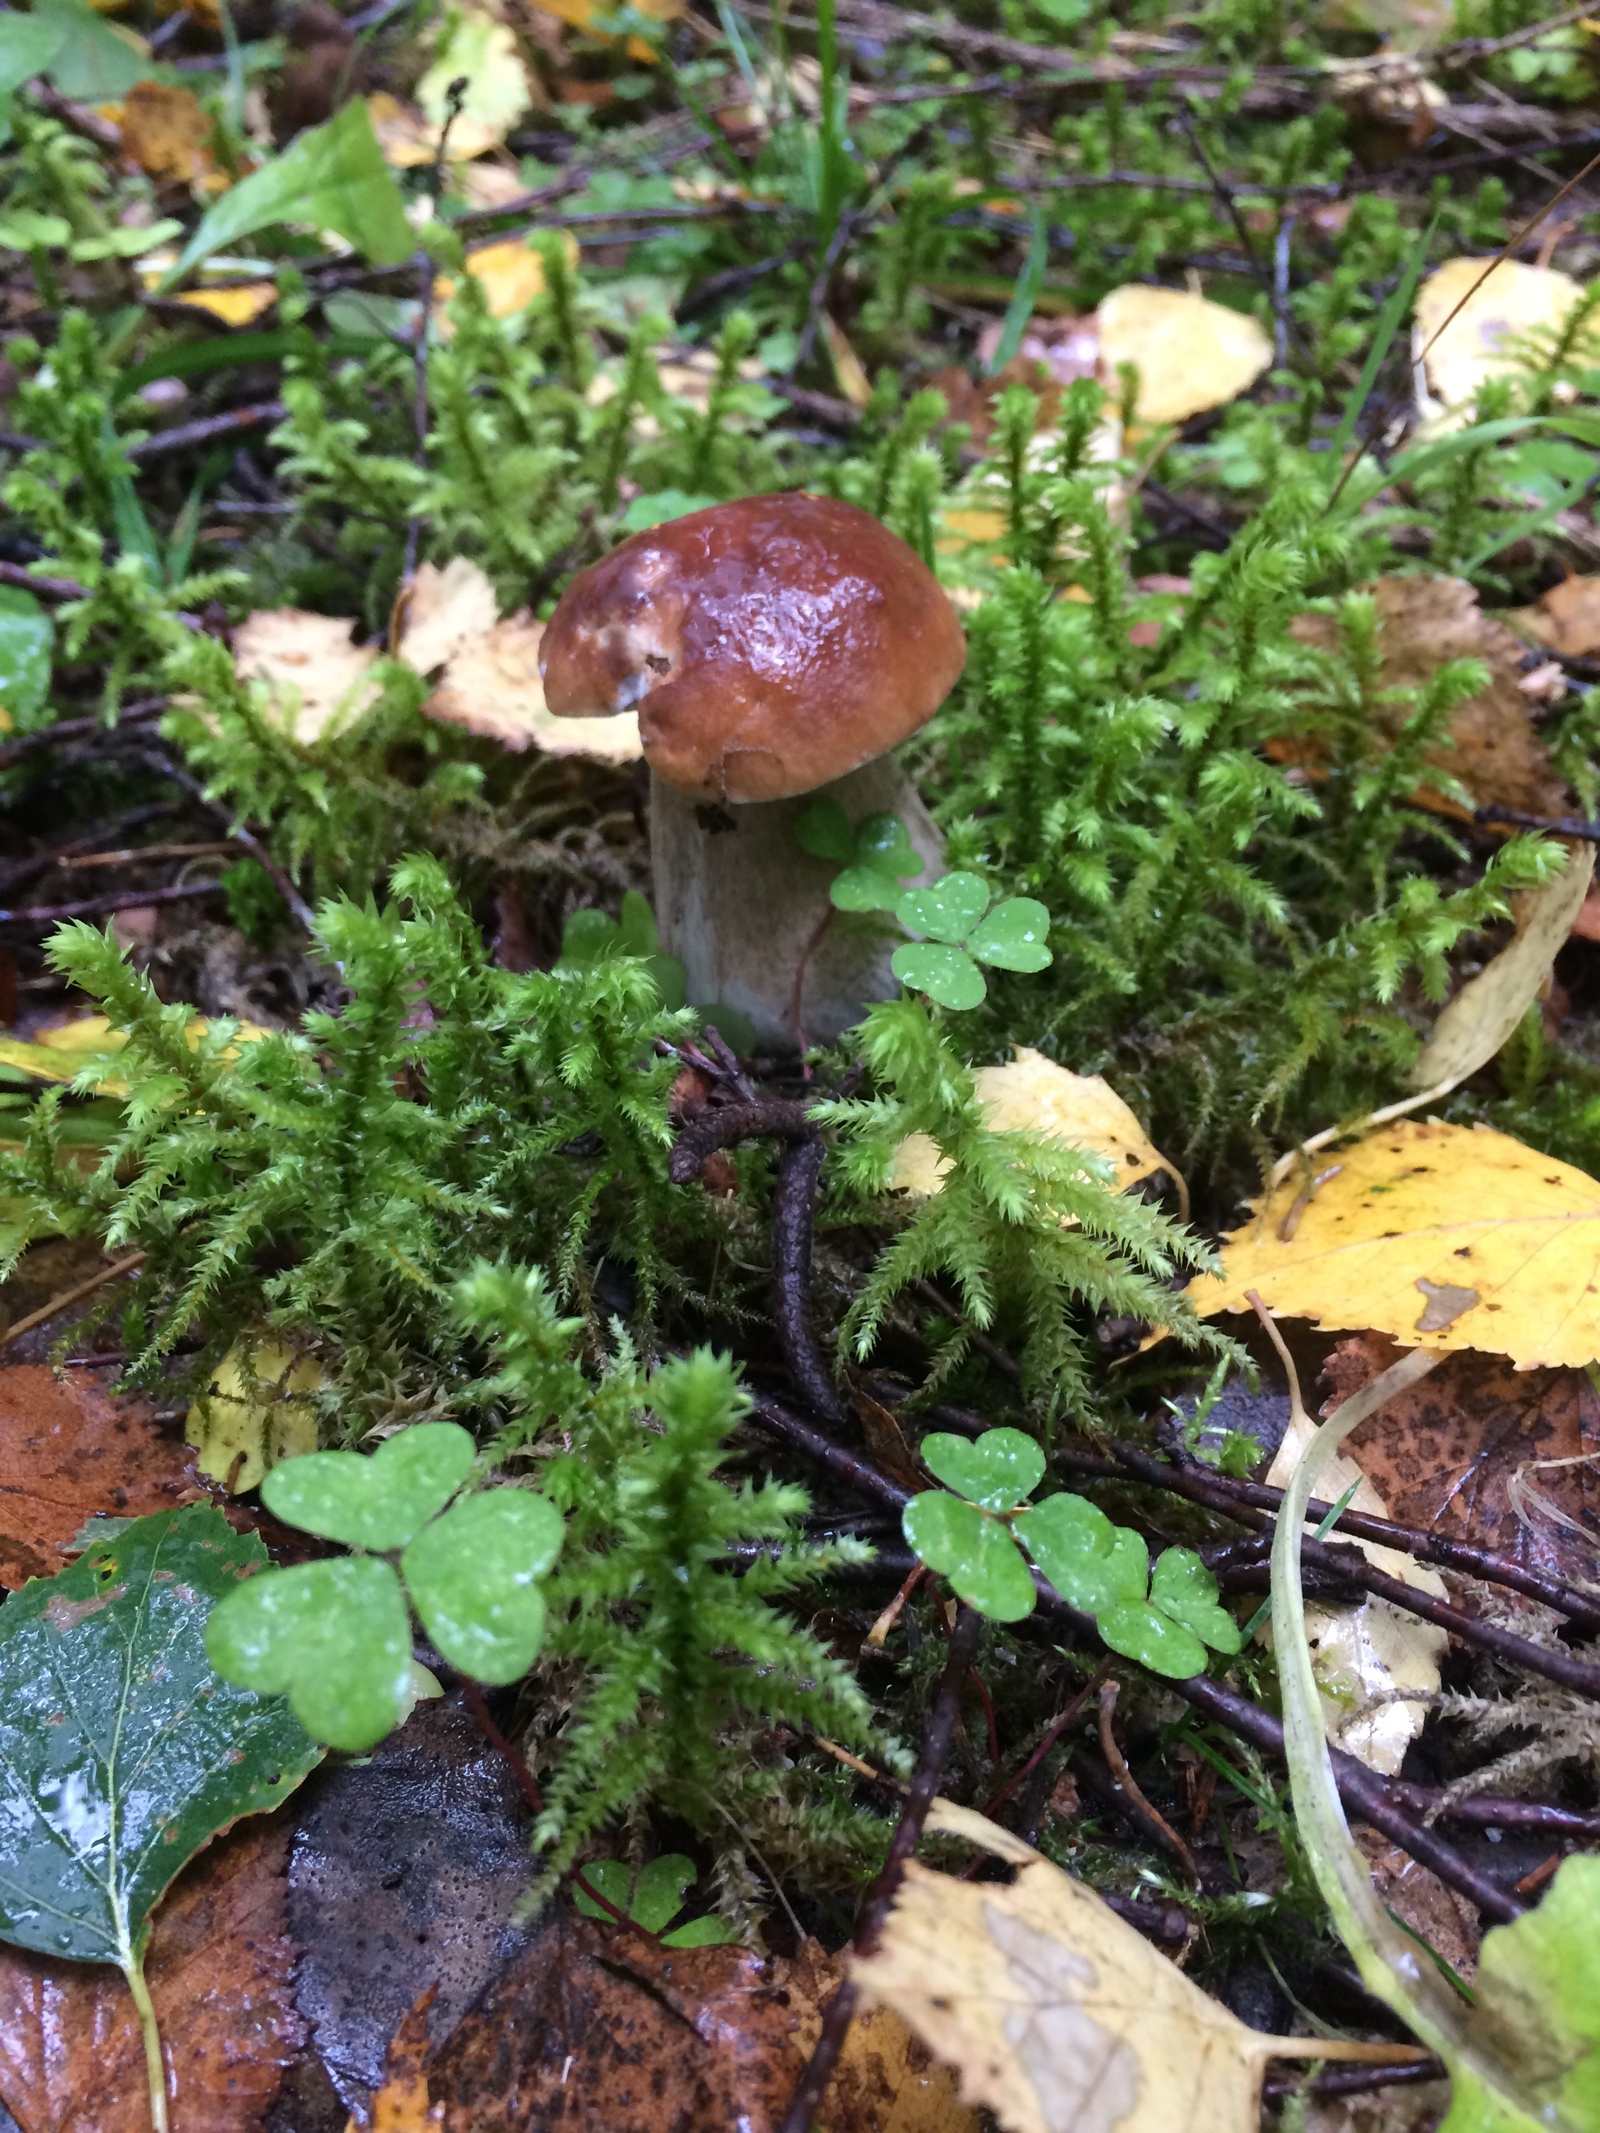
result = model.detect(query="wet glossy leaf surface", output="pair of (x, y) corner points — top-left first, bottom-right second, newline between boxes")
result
(260, 1421), (476, 1551)
(1148, 1548), (1243, 1654)
(1095, 1598), (1210, 1678)
(206, 1554), (414, 1753)
(891, 943), (986, 1011)
(400, 1488), (561, 1684)
(895, 871), (990, 946)
(902, 1493), (1036, 1621)
(966, 897), (1052, 973)
(0, 1505), (319, 1969)
(918, 1427), (1043, 1513)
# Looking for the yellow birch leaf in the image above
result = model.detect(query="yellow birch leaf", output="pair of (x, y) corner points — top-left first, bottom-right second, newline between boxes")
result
(433, 232), (579, 325)
(1095, 284), (1273, 426)
(1415, 257), (1600, 415)
(416, 12), (536, 156)
(851, 1799), (1415, 2133)
(0, 1014), (266, 1089)
(1186, 1118), (1600, 1368)
(175, 282), (276, 325)
(891, 1048), (1177, 1203)
(186, 1338), (323, 1494)
(530, 0), (683, 60)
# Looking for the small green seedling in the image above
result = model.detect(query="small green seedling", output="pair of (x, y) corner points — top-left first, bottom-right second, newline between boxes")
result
(893, 872), (1051, 1011)
(903, 1427), (1242, 1678)
(207, 1422), (563, 1753)
(795, 797), (927, 912)
(573, 1854), (740, 1946)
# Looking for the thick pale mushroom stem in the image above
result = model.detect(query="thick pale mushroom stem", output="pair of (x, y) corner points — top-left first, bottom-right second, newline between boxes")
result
(651, 756), (944, 1052)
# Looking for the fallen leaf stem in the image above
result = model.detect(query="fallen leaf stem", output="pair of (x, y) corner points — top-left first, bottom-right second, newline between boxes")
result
(778, 1604), (982, 2133)
(751, 1395), (1524, 1922)
(1098, 1678), (1201, 1884)
(122, 1941), (168, 2133)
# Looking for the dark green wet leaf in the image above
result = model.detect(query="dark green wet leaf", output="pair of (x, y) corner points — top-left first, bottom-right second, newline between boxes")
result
(919, 1427), (1043, 1513)
(0, 1505), (319, 1969)
(261, 1421), (476, 1550)
(969, 897), (1052, 974)
(794, 795), (855, 864)
(206, 1555), (415, 1753)
(1096, 1599), (1209, 1679)
(903, 1492), (1036, 1621)
(1014, 1492), (1118, 1607)
(401, 1488), (563, 1684)
(1149, 1546), (1242, 1655)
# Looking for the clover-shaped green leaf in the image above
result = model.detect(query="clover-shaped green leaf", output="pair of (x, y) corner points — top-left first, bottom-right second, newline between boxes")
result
(793, 795), (855, 863)
(1097, 1600), (1209, 1679)
(1015, 1491), (1124, 1610)
(896, 870), (990, 945)
(402, 1488), (563, 1683)
(260, 1421), (476, 1551)
(206, 1555), (415, 1752)
(574, 1854), (740, 1945)
(968, 896), (1052, 973)
(903, 1492), (1037, 1621)
(815, 810), (925, 913)
(1149, 1547), (1243, 1656)
(891, 941), (987, 1010)
(920, 1427), (1044, 1513)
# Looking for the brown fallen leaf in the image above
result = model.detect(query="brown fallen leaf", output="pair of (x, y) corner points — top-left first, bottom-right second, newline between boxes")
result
(392, 1913), (977, 2132)
(1188, 1119), (1600, 1370)
(1357, 1834), (1481, 1982)
(1506, 573), (1600, 661)
(0, 1362), (190, 1589)
(1325, 1332), (1600, 1591)
(119, 79), (221, 190)
(0, 1813), (303, 2133)
(1285, 576), (1572, 821)
(850, 1799), (1412, 2133)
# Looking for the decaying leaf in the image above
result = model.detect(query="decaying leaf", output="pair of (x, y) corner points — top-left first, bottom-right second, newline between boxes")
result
(1095, 284), (1273, 427)
(1187, 1119), (1600, 1369)
(233, 608), (382, 744)
(851, 1798), (1407, 2133)
(397, 557), (499, 677)
(118, 78), (220, 189)
(185, 1338), (323, 1494)
(0, 1815), (303, 2133)
(382, 1911), (978, 2131)
(1415, 257), (1600, 417)
(891, 1048), (1178, 1203)
(0, 1363), (190, 1589)
(414, 10), (537, 160)
(1410, 842), (1595, 1094)
(1508, 573), (1600, 661)
(1286, 576), (1571, 821)
(1326, 1333), (1600, 1589)
(1263, 1395), (1449, 1775)
(0, 1009), (267, 1092)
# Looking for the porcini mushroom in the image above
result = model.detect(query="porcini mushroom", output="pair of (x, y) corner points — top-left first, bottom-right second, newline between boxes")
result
(540, 493), (965, 1050)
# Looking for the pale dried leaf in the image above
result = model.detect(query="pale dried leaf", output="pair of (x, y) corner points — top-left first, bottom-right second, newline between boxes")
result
(1095, 285), (1273, 426)
(1415, 257), (1599, 415)
(1188, 1119), (1600, 1369)
(399, 557), (499, 677)
(891, 1049), (1173, 1200)
(1410, 843), (1594, 1092)
(421, 612), (642, 761)
(852, 1799), (1382, 2133)
(415, 12), (536, 157)
(233, 609), (382, 744)
(1506, 574), (1600, 661)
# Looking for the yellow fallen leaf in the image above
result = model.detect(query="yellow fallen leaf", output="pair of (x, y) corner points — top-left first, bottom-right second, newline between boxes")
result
(436, 233), (578, 323)
(1095, 284), (1273, 426)
(118, 78), (217, 187)
(934, 506), (1007, 555)
(233, 608), (383, 745)
(0, 1014), (267, 1091)
(416, 11), (537, 157)
(397, 555), (499, 675)
(852, 1798), (1415, 2133)
(421, 609), (642, 761)
(530, 0), (684, 61)
(176, 282), (275, 325)
(186, 1337), (323, 1493)
(891, 1048), (1179, 1206)
(1410, 842), (1594, 1095)
(1415, 257), (1600, 416)
(821, 313), (871, 410)
(1187, 1118), (1600, 1369)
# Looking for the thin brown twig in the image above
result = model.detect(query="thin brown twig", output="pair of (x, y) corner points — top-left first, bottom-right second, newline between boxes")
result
(1098, 1680), (1200, 1884)
(0, 1253), (146, 1352)
(0, 878), (225, 929)
(779, 1606), (982, 2133)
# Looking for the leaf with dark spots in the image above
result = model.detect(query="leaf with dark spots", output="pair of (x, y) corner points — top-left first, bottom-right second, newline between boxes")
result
(1324, 1334), (1600, 1588)
(0, 1813), (304, 2133)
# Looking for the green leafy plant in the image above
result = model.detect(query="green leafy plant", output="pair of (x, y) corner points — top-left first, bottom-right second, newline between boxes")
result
(903, 1427), (1242, 1677)
(0, 1506), (321, 2133)
(794, 797), (927, 911)
(572, 1855), (740, 1946)
(892, 869), (1052, 1011)
(558, 887), (688, 1011)
(207, 1422), (563, 1752)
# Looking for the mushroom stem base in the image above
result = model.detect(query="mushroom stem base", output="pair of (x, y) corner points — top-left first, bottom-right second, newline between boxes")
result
(650, 759), (946, 1054)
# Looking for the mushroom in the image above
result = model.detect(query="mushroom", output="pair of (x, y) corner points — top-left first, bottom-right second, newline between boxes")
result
(539, 493), (966, 1051)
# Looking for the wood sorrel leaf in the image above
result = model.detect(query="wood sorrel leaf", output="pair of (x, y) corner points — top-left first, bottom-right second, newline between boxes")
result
(1014, 1491), (1119, 1606)
(1149, 1546), (1242, 1654)
(206, 1555), (415, 1753)
(891, 942), (986, 1011)
(260, 1421), (476, 1551)
(920, 1427), (1044, 1513)
(401, 1488), (562, 1684)
(833, 864), (907, 914)
(903, 1492), (1037, 1622)
(794, 795), (855, 863)
(854, 813), (923, 881)
(968, 897), (1052, 974)
(1097, 1599), (1208, 1679)
(0, 1505), (318, 1972)
(896, 871), (990, 946)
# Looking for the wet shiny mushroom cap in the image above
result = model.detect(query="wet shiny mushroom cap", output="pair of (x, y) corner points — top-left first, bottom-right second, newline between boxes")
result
(539, 493), (966, 802)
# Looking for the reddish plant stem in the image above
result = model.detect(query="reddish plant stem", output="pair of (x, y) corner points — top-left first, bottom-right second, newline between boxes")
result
(968, 1664), (1001, 1766)
(750, 1397), (1524, 1923)
(983, 1662), (1107, 1819)
(1098, 1680), (1199, 1884)
(778, 1605), (982, 2133)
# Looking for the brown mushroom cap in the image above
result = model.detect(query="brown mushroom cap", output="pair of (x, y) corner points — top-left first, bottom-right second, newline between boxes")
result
(539, 493), (966, 802)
